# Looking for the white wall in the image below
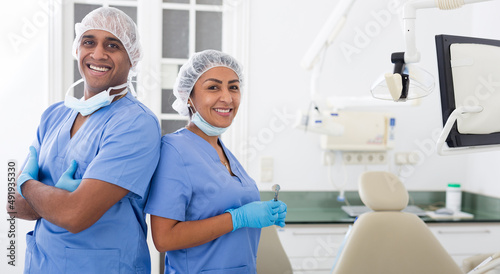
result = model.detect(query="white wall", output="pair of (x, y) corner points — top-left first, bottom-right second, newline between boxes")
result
(0, 1), (49, 272)
(243, 0), (500, 196)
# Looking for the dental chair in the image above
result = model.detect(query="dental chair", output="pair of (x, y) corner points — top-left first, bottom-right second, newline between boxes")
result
(256, 225), (293, 274)
(463, 252), (500, 274)
(332, 171), (463, 274)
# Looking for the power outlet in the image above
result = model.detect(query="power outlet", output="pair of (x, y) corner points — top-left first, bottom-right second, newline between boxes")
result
(395, 152), (420, 165)
(366, 152), (387, 164)
(342, 152), (387, 165)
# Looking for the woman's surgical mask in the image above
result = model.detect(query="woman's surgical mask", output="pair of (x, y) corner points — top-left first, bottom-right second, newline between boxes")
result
(64, 79), (129, 116)
(189, 98), (230, 136)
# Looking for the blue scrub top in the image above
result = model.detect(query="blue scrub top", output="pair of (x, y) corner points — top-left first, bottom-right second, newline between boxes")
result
(24, 91), (161, 274)
(145, 128), (261, 274)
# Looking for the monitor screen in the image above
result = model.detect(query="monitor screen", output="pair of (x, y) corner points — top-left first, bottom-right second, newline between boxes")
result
(436, 34), (500, 148)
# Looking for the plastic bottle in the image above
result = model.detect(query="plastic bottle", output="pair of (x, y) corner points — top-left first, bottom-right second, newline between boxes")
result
(446, 183), (462, 213)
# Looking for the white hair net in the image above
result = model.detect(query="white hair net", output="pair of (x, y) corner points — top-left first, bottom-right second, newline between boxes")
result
(72, 7), (142, 75)
(172, 49), (244, 116)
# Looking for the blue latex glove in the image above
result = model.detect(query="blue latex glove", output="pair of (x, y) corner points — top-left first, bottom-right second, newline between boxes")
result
(17, 146), (39, 199)
(275, 201), (287, 227)
(55, 160), (82, 192)
(225, 200), (281, 232)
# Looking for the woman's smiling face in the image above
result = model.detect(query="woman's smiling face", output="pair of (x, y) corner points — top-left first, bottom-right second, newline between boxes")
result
(190, 67), (241, 128)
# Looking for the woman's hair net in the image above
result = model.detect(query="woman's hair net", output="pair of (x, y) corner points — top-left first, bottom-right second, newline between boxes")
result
(172, 49), (244, 116)
(72, 7), (142, 75)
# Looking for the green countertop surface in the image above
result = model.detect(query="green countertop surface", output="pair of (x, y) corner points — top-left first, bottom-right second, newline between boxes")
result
(260, 191), (500, 224)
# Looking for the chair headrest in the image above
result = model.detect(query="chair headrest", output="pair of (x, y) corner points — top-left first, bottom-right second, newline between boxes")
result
(359, 171), (409, 211)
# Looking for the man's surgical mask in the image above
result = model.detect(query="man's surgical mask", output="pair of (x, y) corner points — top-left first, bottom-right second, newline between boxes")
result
(64, 79), (129, 116)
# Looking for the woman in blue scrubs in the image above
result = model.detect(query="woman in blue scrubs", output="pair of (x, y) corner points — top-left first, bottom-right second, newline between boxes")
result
(145, 50), (287, 273)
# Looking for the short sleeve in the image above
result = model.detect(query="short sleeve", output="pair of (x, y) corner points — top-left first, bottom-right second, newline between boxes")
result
(83, 113), (161, 199)
(144, 140), (192, 222)
(22, 103), (63, 171)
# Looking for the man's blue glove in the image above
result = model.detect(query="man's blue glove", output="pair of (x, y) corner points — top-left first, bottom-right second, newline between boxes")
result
(55, 160), (82, 192)
(17, 146), (39, 199)
(275, 201), (287, 227)
(225, 200), (283, 232)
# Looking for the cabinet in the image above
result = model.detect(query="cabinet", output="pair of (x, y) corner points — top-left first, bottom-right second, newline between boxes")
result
(428, 223), (500, 266)
(278, 223), (500, 273)
(277, 224), (350, 273)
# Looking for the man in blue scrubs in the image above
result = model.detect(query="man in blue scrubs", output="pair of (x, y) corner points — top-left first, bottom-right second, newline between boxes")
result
(8, 7), (160, 273)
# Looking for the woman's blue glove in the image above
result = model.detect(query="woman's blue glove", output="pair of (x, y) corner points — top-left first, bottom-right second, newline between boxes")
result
(225, 200), (285, 232)
(55, 160), (82, 192)
(17, 146), (39, 199)
(275, 201), (287, 227)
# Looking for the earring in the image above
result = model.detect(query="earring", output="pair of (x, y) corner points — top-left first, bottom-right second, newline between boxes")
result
(187, 98), (196, 113)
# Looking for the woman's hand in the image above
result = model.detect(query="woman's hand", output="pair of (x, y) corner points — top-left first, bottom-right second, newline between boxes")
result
(225, 200), (287, 231)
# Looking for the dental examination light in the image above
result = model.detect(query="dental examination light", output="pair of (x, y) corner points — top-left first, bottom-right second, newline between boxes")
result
(371, 0), (492, 102)
(295, 0), (356, 136)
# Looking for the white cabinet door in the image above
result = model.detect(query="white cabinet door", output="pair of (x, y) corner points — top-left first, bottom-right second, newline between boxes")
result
(277, 224), (350, 273)
(428, 223), (500, 266)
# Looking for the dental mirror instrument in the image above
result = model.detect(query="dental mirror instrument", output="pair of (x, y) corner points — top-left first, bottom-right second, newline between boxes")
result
(272, 184), (280, 201)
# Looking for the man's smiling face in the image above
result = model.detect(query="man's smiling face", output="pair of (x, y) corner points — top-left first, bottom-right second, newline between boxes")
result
(77, 29), (131, 97)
